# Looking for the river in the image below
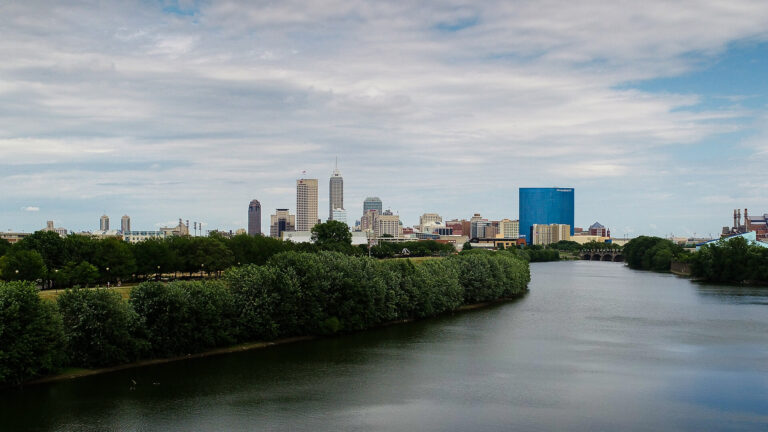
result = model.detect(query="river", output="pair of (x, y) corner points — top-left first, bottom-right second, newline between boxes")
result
(2, 261), (768, 431)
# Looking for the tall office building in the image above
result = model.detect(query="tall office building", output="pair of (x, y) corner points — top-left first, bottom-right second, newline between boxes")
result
(531, 224), (571, 246)
(331, 208), (348, 226)
(270, 209), (296, 238)
(329, 160), (344, 221)
(498, 219), (520, 238)
(100, 214), (109, 231)
(470, 213), (491, 238)
(363, 197), (383, 214)
(121, 215), (131, 233)
(361, 209), (379, 232)
(296, 178), (319, 231)
(519, 188), (575, 240)
(248, 199), (262, 236)
(375, 211), (402, 238)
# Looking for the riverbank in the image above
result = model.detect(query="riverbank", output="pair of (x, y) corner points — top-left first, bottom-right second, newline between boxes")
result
(17, 295), (524, 389)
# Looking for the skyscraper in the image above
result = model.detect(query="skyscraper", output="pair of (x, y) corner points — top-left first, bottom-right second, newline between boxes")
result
(296, 178), (318, 231)
(248, 199), (262, 236)
(519, 188), (575, 241)
(329, 159), (344, 221)
(363, 197), (383, 215)
(270, 209), (296, 238)
(100, 214), (109, 231)
(121, 215), (131, 233)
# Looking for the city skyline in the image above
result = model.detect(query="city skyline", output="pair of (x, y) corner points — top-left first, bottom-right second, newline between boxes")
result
(2, 2), (768, 237)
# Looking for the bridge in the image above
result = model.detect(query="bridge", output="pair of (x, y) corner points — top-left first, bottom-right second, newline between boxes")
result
(579, 250), (624, 262)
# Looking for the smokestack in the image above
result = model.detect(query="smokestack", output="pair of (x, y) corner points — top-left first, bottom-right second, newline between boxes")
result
(734, 209), (738, 230)
(738, 209), (742, 229)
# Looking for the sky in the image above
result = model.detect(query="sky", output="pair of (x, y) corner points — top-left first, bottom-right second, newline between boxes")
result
(1, 0), (768, 238)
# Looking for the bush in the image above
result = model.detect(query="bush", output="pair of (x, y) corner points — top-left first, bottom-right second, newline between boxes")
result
(0, 282), (65, 385)
(58, 288), (146, 367)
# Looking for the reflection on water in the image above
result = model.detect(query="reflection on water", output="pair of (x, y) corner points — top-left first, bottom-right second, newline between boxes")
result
(696, 283), (768, 305)
(2, 261), (767, 431)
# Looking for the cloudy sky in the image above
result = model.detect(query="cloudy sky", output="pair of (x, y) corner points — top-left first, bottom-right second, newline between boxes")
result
(2, 0), (768, 237)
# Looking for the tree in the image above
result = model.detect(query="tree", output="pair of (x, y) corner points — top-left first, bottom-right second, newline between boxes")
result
(0, 249), (47, 282)
(133, 238), (176, 279)
(311, 220), (352, 249)
(61, 261), (100, 287)
(58, 288), (145, 367)
(14, 231), (66, 288)
(0, 238), (10, 258)
(0, 281), (65, 385)
(94, 237), (136, 282)
(462, 242), (473, 250)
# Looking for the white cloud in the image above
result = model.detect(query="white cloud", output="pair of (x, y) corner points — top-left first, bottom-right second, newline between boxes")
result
(0, 1), (767, 233)
(21, 206), (40, 212)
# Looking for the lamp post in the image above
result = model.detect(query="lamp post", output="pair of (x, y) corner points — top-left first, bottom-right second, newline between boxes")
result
(157, 265), (161, 281)
(201, 263), (205, 278)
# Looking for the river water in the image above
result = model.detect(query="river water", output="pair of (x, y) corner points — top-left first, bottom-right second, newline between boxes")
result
(2, 261), (768, 431)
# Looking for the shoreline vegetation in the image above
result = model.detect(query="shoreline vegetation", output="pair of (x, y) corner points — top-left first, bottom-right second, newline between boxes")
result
(1, 249), (530, 388)
(623, 235), (768, 285)
(23, 296), (523, 388)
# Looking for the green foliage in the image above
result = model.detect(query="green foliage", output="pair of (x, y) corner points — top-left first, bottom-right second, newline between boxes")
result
(59, 261), (100, 287)
(623, 236), (685, 272)
(551, 240), (582, 251)
(227, 234), (289, 266)
(0, 246), (532, 385)
(94, 238), (137, 281)
(689, 236), (768, 283)
(15, 231), (67, 274)
(0, 239), (10, 258)
(311, 221), (353, 250)
(0, 282), (65, 385)
(525, 248), (560, 262)
(0, 249), (47, 282)
(129, 280), (238, 357)
(57, 288), (146, 367)
(462, 242), (473, 250)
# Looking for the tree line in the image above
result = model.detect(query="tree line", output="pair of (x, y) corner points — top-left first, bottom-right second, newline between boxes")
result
(0, 249), (530, 386)
(0, 220), (455, 288)
(621, 234), (768, 284)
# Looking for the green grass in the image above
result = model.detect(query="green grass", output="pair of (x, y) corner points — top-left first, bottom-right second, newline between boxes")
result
(39, 285), (135, 301)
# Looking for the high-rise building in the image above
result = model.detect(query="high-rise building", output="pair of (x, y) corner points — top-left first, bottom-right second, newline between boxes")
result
(375, 211), (402, 238)
(498, 219), (520, 238)
(519, 188), (575, 241)
(100, 214), (109, 231)
(331, 208), (348, 226)
(419, 213), (442, 231)
(296, 178), (318, 232)
(329, 160), (344, 221)
(470, 213), (491, 238)
(121, 215), (131, 233)
(532, 224), (571, 245)
(270, 209), (296, 238)
(361, 209), (379, 232)
(363, 197), (383, 215)
(248, 199), (262, 236)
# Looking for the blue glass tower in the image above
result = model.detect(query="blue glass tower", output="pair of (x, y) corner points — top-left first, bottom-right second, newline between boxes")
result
(519, 188), (575, 240)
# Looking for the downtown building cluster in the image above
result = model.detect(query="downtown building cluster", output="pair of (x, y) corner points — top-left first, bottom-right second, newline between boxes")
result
(2, 165), (624, 249)
(243, 163), (617, 249)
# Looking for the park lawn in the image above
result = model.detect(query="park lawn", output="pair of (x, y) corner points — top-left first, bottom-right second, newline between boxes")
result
(39, 285), (135, 301)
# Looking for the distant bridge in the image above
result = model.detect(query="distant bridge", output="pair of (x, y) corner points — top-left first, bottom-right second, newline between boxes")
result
(579, 250), (624, 262)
